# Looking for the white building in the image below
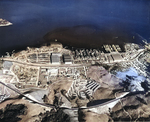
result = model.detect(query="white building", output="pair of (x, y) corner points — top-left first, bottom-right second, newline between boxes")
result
(48, 69), (58, 76)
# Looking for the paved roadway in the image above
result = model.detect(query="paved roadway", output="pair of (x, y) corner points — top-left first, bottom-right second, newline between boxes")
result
(1, 58), (88, 68)
(0, 81), (129, 111)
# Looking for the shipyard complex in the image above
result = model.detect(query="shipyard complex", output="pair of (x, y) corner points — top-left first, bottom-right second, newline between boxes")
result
(0, 41), (150, 121)
(0, 42), (150, 92)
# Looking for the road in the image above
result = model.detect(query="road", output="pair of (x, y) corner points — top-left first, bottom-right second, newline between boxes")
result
(1, 48), (145, 68)
(0, 80), (129, 111)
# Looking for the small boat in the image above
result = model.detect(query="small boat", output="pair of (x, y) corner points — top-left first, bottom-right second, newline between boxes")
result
(0, 18), (12, 27)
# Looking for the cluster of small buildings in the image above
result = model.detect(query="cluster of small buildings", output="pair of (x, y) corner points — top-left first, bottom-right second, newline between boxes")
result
(102, 44), (122, 53)
(12, 64), (39, 89)
(73, 45), (122, 61)
(0, 42), (148, 90)
(73, 48), (125, 64)
(0, 60), (89, 89)
(6, 42), (145, 66)
(72, 44), (145, 65)
(66, 79), (100, 100)
(73, 49), (101, 60)
(38, 66), (88, 88)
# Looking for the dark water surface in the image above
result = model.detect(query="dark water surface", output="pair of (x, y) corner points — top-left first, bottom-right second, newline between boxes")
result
(0, 0), (150, 55)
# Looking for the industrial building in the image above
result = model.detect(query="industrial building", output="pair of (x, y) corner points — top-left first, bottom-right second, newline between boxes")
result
(63, 54), (72, 64)
(51, 53), (61, 64)
(111, 53), (123, 62)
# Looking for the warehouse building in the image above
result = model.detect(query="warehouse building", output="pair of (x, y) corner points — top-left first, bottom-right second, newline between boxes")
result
(107, 55), (113, 63)
(111, 53), (123, 62)
(51, 53), (61, 64)
(63, 54), (72, 64)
